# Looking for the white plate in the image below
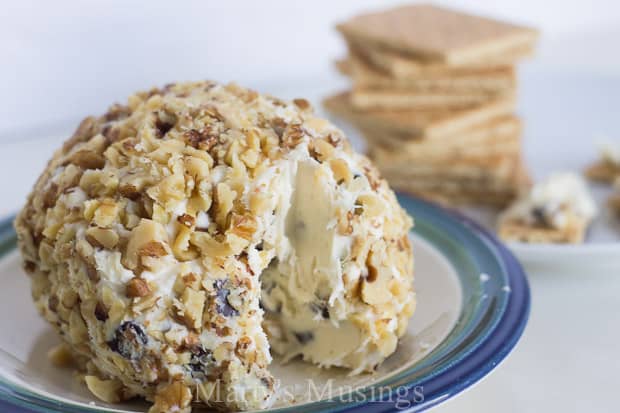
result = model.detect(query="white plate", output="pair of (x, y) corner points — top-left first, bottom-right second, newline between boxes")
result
(458, 186), (620, 269)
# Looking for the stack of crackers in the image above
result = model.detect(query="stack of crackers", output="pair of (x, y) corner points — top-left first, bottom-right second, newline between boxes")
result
(325, 4), (539, 207)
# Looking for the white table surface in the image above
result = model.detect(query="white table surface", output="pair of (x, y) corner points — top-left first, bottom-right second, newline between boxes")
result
(1, 69), (619, 413)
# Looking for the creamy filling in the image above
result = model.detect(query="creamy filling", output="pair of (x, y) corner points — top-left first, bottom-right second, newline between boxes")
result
(502, 172), (597, 229)
(94, 250), (136, 295)
(259, 151), (374, 370)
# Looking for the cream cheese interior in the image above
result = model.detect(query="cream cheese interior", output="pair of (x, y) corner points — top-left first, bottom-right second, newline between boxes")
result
(259, 146), (375, 371)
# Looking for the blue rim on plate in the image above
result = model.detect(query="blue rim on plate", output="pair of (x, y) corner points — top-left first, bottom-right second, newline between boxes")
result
(0, 194), (530, 413)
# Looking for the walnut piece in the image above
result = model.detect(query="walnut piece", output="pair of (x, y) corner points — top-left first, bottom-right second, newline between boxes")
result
(149, 381), (192, 413)
(124, 219), (168, 269)
(85, 227), (119, 249)
(126, 277), (151, 298)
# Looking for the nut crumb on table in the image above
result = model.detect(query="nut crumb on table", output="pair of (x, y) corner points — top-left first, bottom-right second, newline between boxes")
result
(498, 173), (597, 244)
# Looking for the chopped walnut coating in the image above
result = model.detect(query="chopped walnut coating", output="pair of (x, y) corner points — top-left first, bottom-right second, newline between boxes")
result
(14, 81), (414, 412)
(126, 277), (151, 298)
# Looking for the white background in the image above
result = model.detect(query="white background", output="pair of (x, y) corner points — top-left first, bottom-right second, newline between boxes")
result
(1, 2), (620, 413)
(1, 0), (620, 135)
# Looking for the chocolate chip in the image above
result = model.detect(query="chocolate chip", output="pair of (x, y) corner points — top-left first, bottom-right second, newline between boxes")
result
(214, 279), (239, 317)
(310, 301), (330, 319)
(32, 231), (43, 248)
(294, 331), (314, 345)
(107, 321), (148, 360)
(23, 261), (36, 273)
(187, 346), (215, 379)
(48, 295), (59, 312)
(154, 118), (174, 138)
(531, 207), (547, 225)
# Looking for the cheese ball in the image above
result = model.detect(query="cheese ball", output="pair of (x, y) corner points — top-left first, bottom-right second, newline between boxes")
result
(14, 81), (415, 412)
